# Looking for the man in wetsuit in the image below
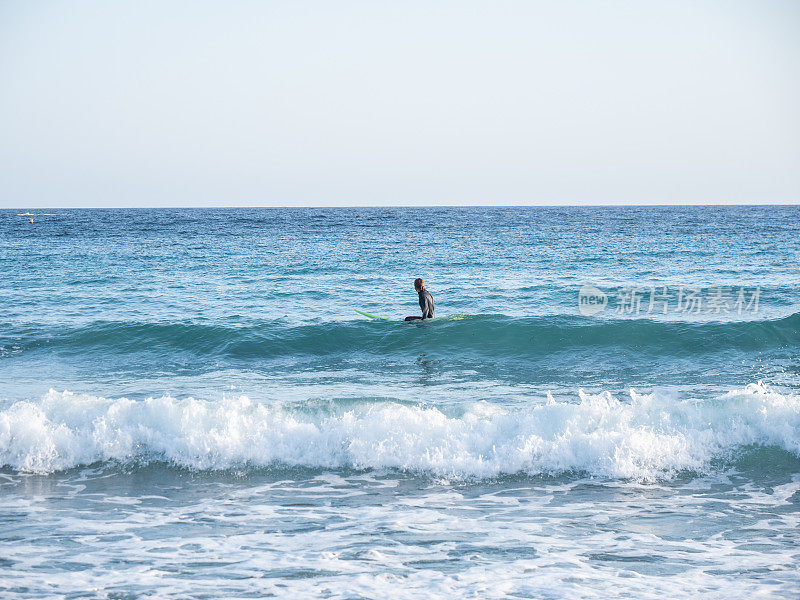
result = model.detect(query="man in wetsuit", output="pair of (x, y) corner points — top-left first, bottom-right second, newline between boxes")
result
(405, 278), (435, 321)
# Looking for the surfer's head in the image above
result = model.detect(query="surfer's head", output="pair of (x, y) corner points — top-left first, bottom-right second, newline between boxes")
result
(414, 278), (424, 291)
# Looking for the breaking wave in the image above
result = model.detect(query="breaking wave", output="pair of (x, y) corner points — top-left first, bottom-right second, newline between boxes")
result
(2, 383), (798, 479)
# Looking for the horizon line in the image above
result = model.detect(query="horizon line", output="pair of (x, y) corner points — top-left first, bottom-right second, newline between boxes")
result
(3, 202), (800, 210)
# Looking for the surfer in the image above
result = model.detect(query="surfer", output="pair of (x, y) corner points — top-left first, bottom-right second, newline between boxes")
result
(405, 278), (434, 321)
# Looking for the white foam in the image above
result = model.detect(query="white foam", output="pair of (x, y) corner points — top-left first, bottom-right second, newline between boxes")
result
(1, 383), (798, 477)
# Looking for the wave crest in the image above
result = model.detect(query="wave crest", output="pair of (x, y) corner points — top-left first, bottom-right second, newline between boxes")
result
(4, 313), (799, 359)
(1, 384), (799, 478)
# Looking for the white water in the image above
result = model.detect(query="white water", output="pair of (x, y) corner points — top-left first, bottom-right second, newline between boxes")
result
(2, 383), (798, 478)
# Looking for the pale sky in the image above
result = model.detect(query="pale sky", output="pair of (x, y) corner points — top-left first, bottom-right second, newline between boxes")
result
(1, 0), (798, 207)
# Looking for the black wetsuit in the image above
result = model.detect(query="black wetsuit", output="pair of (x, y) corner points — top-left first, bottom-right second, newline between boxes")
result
(405, 288), (435, 321)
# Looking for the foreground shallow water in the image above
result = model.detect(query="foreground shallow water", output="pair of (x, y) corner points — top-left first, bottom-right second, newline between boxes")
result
(2, 462), (799, 599)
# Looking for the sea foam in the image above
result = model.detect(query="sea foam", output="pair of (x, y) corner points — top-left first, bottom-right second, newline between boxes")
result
(1, 383), (798, 478)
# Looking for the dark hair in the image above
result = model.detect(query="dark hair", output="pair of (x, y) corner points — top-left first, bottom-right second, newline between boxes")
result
(414, 278), (424, 290)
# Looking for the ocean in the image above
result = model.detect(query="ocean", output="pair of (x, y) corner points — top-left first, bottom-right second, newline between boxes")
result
(1, 206), (799, 598)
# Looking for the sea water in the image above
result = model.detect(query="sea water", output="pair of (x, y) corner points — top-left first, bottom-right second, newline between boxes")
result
(1, 206), (799, 598)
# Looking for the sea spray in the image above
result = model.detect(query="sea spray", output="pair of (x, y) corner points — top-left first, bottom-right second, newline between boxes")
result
(2, 383), (798, 478)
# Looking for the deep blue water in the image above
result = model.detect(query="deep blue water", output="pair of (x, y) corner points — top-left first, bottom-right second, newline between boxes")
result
(1, 206), (799, 598)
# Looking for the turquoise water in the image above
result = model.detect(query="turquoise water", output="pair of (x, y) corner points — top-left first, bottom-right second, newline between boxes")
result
(1, 206), (799, 598)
